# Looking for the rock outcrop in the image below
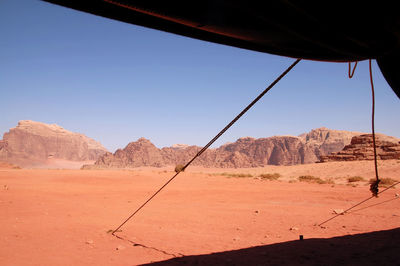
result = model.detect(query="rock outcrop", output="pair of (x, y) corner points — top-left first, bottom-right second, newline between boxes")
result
(320, 134), (400, 162)
(0, 120), (108, 167)
(216, 136), (317, 166)
(299, 127), (362, 158)
(95, 138), (164, 168)
(86, 127), (376, 169)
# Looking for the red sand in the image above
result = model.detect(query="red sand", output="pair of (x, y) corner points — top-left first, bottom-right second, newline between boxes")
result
(0, 162), (399, 265)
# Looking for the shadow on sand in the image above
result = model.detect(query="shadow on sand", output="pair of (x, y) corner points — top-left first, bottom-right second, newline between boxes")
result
(143, 228), (400, 265)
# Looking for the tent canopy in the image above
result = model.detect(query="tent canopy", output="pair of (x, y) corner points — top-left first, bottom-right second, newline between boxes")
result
(42, 0), (400, 98)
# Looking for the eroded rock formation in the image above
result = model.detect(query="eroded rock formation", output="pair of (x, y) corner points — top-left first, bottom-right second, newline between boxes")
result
(0, 120), (108, 167)
(86, 127), (373, 169)
(320, 134), (400, 162)
(299, 127), (362, 158)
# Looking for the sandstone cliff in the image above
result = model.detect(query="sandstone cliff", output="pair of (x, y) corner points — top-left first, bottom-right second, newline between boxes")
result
(216, 136), (317, 166)
(87, 127), (373, 169)
(0, 120), (108, 167)
(320, 134), (400, 162)
(95, 138), (164, 168)
(299, 127), (362, 158)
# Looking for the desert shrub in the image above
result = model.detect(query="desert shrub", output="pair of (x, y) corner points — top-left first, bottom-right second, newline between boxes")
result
(259, 173), (281, 180)
(325, 178), (335, 185)
(370, 177), (398, 187)
(347, 176), (365, 183)
(380, 178), (397, 186)
(213, 172), (253, 178)
(228, 173), (253, 178)
(298, 175), (328, 184)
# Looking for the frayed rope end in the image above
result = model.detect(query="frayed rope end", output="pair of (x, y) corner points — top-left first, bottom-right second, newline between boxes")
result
(370, 179), (380, 197)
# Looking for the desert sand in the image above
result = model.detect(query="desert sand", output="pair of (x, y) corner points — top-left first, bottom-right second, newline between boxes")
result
(0, 160), (399, 265)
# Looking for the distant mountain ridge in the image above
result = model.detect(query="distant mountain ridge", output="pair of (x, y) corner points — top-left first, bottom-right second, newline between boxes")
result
(2, 122), (397, 169)
(0, 120), (108, 168)
(86, 127), (374, 169)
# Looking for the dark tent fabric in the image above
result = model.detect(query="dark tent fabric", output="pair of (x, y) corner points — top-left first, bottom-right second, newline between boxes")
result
(42, 0), (400, 98)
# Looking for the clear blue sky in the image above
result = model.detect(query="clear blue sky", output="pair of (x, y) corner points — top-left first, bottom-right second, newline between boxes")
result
(1, 0), (399, 152)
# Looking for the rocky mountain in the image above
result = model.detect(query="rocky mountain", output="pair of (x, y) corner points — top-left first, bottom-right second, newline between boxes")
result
(86, 127), (373, 169)
(299, 127), (362, 158)
(95, 138), (164, 168)
(320, 134), (400, 162)
(0, 120), (108, 167)
(215, 136), (316, 166)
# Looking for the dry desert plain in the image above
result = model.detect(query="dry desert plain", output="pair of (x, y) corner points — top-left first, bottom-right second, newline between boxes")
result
(1, 160), (399, 265)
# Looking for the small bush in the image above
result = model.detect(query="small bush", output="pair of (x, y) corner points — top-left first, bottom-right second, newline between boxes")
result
(298, 175), (329, 184)
(370, 177), (398, 187)
(347, 176), (365, 183)
(213, 172), (253, 178)
(380, 178), (397, 186)
(259, 173), (281, 180)
(229, 173), (253, 178)
(325, 178), (335, 185)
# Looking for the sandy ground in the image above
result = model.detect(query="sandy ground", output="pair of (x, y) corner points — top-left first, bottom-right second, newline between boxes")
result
(0, 160), (399, 265)
(5, 159), (96, 170)
(37, 159), (96, 169)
